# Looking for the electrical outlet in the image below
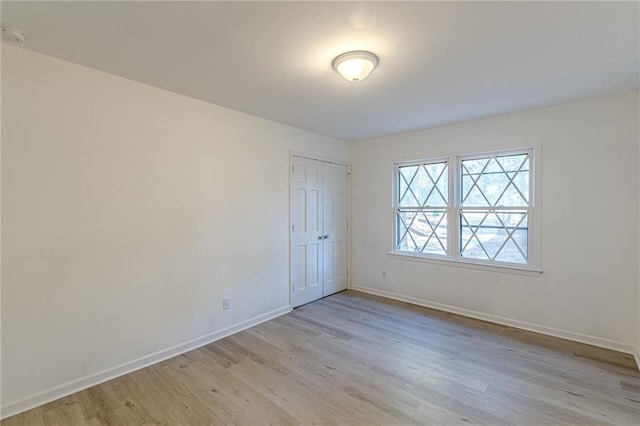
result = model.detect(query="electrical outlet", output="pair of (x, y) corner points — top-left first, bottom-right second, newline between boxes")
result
(382, 270), (387, 279)
(223, 298), (230, 310)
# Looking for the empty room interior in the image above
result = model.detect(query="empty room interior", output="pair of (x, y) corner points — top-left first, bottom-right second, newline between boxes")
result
(1, 1), (640, 424)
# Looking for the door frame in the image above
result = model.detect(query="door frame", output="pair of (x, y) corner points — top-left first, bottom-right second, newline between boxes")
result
(289, 151), (351, 308)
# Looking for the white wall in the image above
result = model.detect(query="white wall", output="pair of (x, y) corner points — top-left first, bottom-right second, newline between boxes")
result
(637, 89), (640, 363)
(349, 91), (639, 352)
(1, 43), (639, 419)
(0, 45), (347, 415)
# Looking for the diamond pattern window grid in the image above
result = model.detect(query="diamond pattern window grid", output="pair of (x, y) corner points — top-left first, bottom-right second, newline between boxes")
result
(398, 162), (448, 207)
(461, 154), (529, 207)
(396, 161), (448, 255)
(397, 210), (448, 255)
(459, 153), (531, 264)
(460, 210), (528, 264)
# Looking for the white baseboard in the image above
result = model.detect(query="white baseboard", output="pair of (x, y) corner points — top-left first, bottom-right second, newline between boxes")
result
(351, 285), (638, 359)
(0, 305), (291, 420)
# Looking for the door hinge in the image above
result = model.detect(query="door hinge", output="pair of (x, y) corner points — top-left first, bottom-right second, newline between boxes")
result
(292, 164), (294, 173)
(292, 224), (295, 232)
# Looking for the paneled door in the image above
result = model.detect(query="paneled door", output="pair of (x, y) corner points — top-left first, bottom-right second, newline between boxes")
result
(321, 162), (348, 297)
(290, 157), (348, 308)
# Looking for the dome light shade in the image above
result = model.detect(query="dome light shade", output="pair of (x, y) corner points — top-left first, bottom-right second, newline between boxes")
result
(332, 51), (378, 82)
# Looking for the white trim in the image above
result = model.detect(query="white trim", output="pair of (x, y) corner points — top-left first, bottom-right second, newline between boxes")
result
(289, 151), (350, 168)
(289, 152), (351, 306)
(393, 158), (451, 257)
(351, 285), (637, 358)
(391, 142), (542, 271)
(455, 148), (535, 267)
(347, 165), (352, 289)
(0, 305), (292, 420)
(388, 252), (543, 277)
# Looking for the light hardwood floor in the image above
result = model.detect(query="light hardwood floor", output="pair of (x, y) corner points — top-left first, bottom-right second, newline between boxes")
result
(3, 290), (640, 425)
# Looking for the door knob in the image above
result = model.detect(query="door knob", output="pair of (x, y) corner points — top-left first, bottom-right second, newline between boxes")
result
(318, 236), (323, 240)
(323, 235), (329, 239)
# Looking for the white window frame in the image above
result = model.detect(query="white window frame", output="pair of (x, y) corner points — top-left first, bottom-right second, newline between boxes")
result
(390, 144), (542, 276)
(393, 156), (453, 259)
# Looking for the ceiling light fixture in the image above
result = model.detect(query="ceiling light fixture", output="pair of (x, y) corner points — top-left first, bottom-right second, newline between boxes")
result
(332, 50), (378, 83)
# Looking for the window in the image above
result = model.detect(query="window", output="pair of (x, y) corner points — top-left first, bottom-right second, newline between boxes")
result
(396, 160), (449, 256)
(393, 148), (538, 271)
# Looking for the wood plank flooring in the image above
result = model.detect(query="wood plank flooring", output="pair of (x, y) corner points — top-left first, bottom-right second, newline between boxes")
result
(3, 290), (640, 425)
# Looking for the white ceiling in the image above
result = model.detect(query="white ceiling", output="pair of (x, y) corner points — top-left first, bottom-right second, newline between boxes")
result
(2, 1), (638, 141)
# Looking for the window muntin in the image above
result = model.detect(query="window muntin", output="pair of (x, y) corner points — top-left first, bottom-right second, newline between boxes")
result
(459, 209), (528, 264)
(398, 162), (448, 207)
(393, 149), (535, 269)
(395, 161), (449, 256)
(458, 152), (531, 265)
(460, 154), (530, 207)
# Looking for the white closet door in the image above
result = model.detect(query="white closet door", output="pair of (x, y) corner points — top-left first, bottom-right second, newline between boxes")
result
(291, 156), (348, 308)
(291, 157), (324, 308)
(322, 162), (348, 296)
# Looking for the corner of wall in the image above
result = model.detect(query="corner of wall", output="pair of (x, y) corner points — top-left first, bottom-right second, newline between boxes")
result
(0, 306), (291, 420)
(637, 87), (640, 369)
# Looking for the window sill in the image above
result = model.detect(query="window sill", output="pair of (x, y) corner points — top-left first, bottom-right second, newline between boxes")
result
(387, 252), (543, 277)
